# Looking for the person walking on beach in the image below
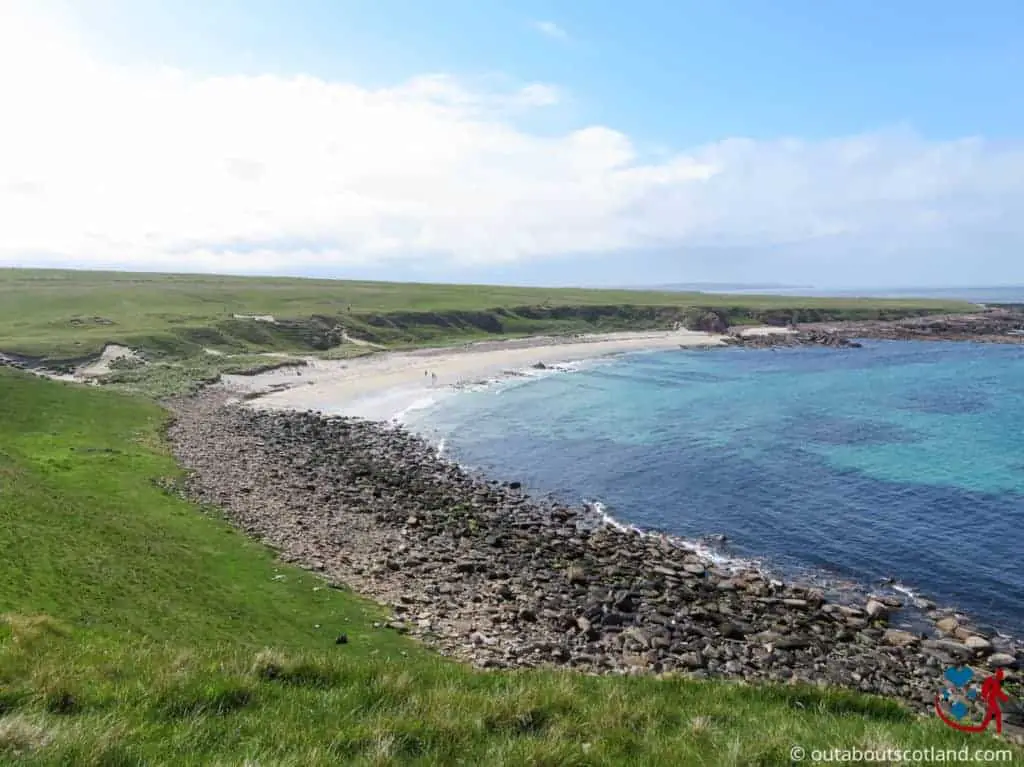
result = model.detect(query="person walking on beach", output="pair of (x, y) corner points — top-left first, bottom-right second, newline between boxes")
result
(431, 372), (437, 386)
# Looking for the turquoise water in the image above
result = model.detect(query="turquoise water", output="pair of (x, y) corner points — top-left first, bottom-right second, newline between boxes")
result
(411, 341), (1024, 636)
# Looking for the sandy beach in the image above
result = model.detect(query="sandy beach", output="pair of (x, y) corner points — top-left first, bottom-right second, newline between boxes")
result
(223, 328), (725, 420)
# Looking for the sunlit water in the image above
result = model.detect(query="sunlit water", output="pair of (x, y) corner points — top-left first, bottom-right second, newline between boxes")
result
(407, 341), (1024, 636)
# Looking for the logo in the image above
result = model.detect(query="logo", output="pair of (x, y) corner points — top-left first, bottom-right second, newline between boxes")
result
(934, 666), (1009, 734)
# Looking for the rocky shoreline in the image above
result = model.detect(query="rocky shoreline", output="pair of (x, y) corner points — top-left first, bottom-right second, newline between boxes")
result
(723, 329), (864, 349)
(168, 391), (1022, 733)
(802, 308), (1024, 345)
(718, 308), (1024, 349)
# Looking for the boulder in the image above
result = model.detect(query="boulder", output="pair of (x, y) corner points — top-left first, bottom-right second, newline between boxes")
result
(922, 639), (973, 661)
(883, 629), (920, 648)
(988, 653), (1019, 669)
(865, 599), (890, 621)
(964, 635), (993, 654)
(935, 616), (959, 634)
(689, 311), (728, 333)
(679, 651), (706, 670)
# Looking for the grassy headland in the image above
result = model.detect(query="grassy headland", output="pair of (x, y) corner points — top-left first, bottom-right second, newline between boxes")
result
(1, 368), (1016, 765)
(1, 269), (1015, 764)
(0, 268), (975, 363)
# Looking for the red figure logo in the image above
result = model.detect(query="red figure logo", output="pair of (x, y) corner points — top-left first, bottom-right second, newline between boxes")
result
(934, 667), (1009, 734)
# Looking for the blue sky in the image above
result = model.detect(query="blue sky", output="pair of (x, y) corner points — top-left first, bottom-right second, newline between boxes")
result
(65, 0), (1024, 144)
(2, 0), (1023, 287)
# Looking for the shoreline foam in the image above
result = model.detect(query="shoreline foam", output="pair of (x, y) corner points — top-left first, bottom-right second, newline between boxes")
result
(223, 328), (726, 421)
(167, 395), (1023, 731)
(218, 329), (1024, 644)
(204, 331), (1023, 722)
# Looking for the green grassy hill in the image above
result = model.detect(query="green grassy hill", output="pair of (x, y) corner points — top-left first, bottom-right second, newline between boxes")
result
(0, 268), (975, 361)
(1, 369), (1017, 765)
(0, 270), (1012, 764)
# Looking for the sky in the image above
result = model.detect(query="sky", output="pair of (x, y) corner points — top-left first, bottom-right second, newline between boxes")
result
(1, 0), (1023, 288)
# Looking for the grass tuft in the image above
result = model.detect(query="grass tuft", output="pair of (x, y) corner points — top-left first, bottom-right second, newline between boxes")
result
(1, 614), (69, 651)
(250, 650), (342, 688)
(250, 648), (288, 681)
(0, 714), (54, 758)
(757, 684), (913, 722)
(153, 679), (255, 719)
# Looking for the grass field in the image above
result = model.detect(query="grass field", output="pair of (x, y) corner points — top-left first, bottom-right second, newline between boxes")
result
(1, 369), (1019, 765)
(0, 268), (975, 361)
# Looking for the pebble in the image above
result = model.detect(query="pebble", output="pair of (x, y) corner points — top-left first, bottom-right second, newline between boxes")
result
(166, 391), (1024, 723)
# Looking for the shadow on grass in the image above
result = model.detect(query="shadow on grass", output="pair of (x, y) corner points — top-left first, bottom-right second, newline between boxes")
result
(251, 650), (349, 689)
(152, 680), (254, 720)
(484, 706), (553, 736)
(754, 683), (912, 722)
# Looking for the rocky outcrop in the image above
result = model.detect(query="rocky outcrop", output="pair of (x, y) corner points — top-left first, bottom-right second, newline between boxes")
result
(0, 352), (30, 371)
(715, 309), (1024, 351)
(167, 392), (1023, 724)
(802, 309), (1024, 344)
(0, 352), (77, 376)
(687, 311), (730, 334)
(724, 330), (863, 349)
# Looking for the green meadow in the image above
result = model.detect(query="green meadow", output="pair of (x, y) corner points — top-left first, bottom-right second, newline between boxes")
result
(0, 268), (971, 360)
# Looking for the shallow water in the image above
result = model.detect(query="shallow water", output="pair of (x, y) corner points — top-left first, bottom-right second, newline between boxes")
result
(408, 340), (1024, 636)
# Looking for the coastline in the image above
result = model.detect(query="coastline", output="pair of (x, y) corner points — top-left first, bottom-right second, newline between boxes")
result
(217, 326), (1024, 638)
(166, 392), (1023, 735)
(214, 306), (1024, 421)
(221, 328), (726, 420)
(162, 325), (1024, 734)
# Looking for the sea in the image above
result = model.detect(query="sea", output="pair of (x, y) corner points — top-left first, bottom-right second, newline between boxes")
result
(405, 339), (1024, 638)
(689, 285), (1024, 304)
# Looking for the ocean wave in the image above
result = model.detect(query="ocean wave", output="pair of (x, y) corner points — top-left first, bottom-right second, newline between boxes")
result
(494, 357), (615, 391)
(583, 500), (760, 573)
(889, 582), (930, 604)
(401, 340), (1024, 637)
(391, 394), (447, 424)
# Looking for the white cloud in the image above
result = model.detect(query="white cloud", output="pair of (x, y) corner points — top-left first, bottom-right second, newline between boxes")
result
(2, 3), (1024, 281)
(533, 20), (569, 41)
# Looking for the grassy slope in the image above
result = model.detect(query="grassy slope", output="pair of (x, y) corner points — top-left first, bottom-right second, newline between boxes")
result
(1, 370), (1017, 765)
(0, 268), (975, 360)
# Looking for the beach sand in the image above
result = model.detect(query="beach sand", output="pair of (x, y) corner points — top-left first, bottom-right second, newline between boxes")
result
(224, 329), (725, 420)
